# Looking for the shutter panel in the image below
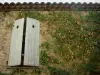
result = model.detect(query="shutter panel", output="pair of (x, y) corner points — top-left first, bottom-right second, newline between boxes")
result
(24, 17), (40, 66)
(8, 18), (24, 66)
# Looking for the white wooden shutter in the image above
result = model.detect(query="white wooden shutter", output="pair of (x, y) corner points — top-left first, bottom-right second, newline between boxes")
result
(8, 18), (40, 67)
(8, 18), (24, 66)
(24, 17), (40, 66)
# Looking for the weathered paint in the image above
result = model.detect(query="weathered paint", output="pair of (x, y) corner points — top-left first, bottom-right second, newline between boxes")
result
(8, 18), (24, 66)
(8, 18), (40, 67)
(24, 17), (40, 66)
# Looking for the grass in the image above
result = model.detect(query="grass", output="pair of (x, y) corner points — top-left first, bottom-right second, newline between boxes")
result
(40, 50), (50, 66)
(35, 11), (100, 75)
(48, 66), (69, 75)
(0, 11), (99, 75)
(41, 42), (50, 49)
(0, 73), (10, 75)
